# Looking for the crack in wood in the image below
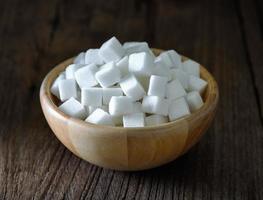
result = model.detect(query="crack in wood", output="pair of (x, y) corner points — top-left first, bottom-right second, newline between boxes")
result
(49, 0), (62, 46)
(234, 0), (263, 126)
(253, 0), (263, 39)
(62, 158), (82, 199)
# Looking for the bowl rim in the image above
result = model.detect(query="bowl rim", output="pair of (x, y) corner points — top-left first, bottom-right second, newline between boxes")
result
(40, 48), (219, 131)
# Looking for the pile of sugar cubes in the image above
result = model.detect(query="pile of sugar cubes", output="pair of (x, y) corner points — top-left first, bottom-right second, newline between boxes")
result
(51, 37), (207, 127)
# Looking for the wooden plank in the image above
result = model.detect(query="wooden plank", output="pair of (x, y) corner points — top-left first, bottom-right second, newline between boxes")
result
(166, 0), (263, 199)
(238, 0), (263, 123)
(0, 0), (64, 199)
(130, 0), (263, 199)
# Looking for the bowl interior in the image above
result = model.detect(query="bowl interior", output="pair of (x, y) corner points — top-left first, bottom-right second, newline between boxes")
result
(43, 48), (218, 130)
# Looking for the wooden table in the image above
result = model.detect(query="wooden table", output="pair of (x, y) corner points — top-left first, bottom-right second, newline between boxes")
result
(0, 0), (262, 199)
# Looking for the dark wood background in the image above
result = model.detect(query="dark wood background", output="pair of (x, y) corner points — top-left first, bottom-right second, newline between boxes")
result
(0, 0), (262, 199)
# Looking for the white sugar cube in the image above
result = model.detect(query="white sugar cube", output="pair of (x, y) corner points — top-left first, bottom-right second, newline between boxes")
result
(123, 42), (148, 52)
(142, 96), (169, 116)
(88, 105), (108, 114)
(119, 75), (146, 101)
(129, 52), (154, 76)
(171, 69), (190, 90)
(109, 96), (134, 116)
(188, 75), (207, 94)
(123, 41), (149, 49)
(58, 79), (78, 101)
(133, 102), (142, 113)
(85, 49), (104, 65)
(148, 75), (168, 98)
(95, 62), (121, 88)
(75, 64), (99, 88)
(59, 97), (86, 119)
(166, 50), (182, 68)
(73, 52), (85, 64)
(85, 108), (114, 126)
(123, 42), (154, 56)
(169, 97), (190, 121)
(183, 60), (200, 77)
(65, 64), (83, 79)
(157, 50), (182, 69)
(123, 42), (141, 48)
(51, 73), (65, 98)
(166, 80), (187, 100)
(102, 88), (123, 105)
(152, 59), (172, 81)
(123, 113), (145, 127)
(116, 56), (129, 77)
(186, 91), (204, 112)
(154, 56), (169, 68)
(145, 115), (168, 126)
(157, 52), (173, 68)
(99, 37), (125, 62)
(81, 88), (103, 107)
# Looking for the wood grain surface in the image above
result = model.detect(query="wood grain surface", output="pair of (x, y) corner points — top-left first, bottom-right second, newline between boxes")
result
(0, 0), (262, 199)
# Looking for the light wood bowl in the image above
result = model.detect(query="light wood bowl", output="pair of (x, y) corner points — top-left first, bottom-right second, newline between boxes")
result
(40, 49), (219, 171)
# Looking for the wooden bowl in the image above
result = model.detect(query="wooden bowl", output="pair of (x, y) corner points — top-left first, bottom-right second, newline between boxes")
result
(40, 49), (219, 171)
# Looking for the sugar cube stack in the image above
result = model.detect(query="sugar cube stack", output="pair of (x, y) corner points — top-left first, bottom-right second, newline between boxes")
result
(51, 37), (208, 127)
